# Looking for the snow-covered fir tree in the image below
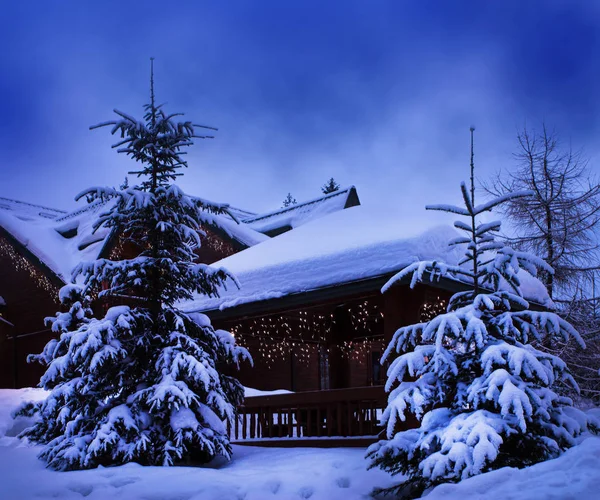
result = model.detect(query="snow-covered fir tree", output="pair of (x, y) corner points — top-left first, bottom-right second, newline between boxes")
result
(367, 129), (598, 498)
(17, 61), (251, 471)
(321, 177), (340, 194)
(282, 192), (297, 207)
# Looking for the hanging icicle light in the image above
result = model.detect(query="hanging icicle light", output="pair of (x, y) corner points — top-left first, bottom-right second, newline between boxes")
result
(0, 236), (59, 301)
(229, 299), (385, 368)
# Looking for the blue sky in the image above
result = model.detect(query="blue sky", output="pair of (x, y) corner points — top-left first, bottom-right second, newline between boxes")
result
(1, 1), (599, 222)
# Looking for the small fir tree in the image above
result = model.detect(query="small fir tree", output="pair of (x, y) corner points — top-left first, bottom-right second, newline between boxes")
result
(368, 129), (598, 497)
(321, 177), (340, 194)
(282, 192), (297, 207)
(18, 61), (251, 471)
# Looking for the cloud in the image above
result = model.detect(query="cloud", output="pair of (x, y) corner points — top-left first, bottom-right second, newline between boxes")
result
(1, 0), (598, 226)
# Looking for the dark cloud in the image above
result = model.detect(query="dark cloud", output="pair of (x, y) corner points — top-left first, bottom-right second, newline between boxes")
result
(1, 0), (598, 222)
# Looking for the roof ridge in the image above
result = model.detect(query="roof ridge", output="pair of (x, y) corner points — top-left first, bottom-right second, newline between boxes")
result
(242, 186), (354, 224)
(227, 205), (258, 217)
(54, 199), (107, 222)
(0, 196), (67, 214)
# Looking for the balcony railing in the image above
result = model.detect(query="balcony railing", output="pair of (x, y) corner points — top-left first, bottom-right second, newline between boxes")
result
(229, 386), (388, 446)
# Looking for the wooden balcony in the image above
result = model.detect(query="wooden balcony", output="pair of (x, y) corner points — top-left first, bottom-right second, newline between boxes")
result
(229, 386), (387, 447)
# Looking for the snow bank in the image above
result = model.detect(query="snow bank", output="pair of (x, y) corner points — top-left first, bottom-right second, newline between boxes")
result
(244, 387), (292, 398)
(425, 436), (600, 500)
(0, 389), (46, 442)
(0, 389), (394, 500)
(0, 389), (598, 499)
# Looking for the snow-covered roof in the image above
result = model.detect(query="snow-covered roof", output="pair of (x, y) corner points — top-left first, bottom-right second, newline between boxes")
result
(182, 205), (552, 314)
(226, 205), (258, 221)
(0, 200), (111, 283)
(211, 215), (269, 247)
(0, 196), (268, 284)
(241, 186), (359, 235)
(0, 184), (361, 285)
(0, 197), (66, 221)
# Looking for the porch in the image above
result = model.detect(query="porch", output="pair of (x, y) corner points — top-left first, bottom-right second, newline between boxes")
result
(230, 386), (393, 447)
(218, 285), (446, 447)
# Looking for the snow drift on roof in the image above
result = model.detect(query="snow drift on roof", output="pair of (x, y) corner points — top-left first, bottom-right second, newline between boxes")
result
(0, 195), (267, 284)
(210, 215), (269, 247)
(182, 205), (551, 313)
(0, 201), (111, 283)
(226, 205), (257, 220)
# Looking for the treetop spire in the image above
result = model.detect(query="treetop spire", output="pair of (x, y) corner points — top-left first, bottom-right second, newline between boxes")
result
(89, 61), (217, 191)
(470, 126), (476, 208)
(149, 57), (156, 120)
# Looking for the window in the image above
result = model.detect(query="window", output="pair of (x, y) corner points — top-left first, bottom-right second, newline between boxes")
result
(319, 346), (330, 390)
(371, 350), (382, 385)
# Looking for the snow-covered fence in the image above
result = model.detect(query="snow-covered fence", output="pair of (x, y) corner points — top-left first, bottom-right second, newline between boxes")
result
(229, 386), (388, 445)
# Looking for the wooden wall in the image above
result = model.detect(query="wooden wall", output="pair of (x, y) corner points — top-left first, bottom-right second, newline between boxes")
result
(0, 224), (246, 389)
(0, 216), (452, 394)
(231, 338), (321, 392)
(222, 284), (452, 393)
(0, 236), (61, 388)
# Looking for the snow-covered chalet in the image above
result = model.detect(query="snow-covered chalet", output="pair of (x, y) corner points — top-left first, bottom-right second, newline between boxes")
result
(0, 186), (551, 445)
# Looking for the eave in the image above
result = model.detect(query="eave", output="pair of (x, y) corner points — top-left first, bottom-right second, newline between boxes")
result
(195, 272), (547, 322)
(0, 225), (65, 289)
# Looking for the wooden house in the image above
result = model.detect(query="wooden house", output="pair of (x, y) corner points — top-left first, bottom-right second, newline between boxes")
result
(0, 188), (550, 445)
(0, 188), (361, 388)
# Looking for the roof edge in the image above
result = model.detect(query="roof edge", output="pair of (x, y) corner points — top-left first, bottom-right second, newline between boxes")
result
(185, 272), (548, 321)
(0, 225), (65, 288)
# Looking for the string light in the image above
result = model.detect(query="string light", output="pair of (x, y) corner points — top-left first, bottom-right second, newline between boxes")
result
(200, 227), (237, 258)
(420, 294), (447, 322)
(0, 235), (59, 301)
(228, 299), (385, 368)
(108, 227), (237, 262)
(109, 236), (128, 260)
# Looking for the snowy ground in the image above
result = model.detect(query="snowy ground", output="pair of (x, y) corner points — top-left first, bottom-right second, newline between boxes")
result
(1, 389), (599, 500)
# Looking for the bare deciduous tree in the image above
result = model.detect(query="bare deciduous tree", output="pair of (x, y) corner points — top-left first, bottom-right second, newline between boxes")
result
(544, 297), (600, 403)
(485, 124), (600, 403)
(485, 124), (600, 301)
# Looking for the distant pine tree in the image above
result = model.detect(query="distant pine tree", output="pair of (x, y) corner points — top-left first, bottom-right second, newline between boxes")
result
(282, 192), (297, 207)
(17, 60), (251, 471)
(321, 177), (340, 194)
(368, 129), (598, 497)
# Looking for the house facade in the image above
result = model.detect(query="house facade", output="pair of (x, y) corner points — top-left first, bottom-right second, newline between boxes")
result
(0, 187), (552, 444)
(0, 188), (367, 388)
(0, 186), (550, 391)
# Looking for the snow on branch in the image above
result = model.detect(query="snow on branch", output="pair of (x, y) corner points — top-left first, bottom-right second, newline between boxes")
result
(473, 190), (534, 215)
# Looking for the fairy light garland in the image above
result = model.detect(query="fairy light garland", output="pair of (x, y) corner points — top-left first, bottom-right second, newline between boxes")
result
(419, 294), (448, 322)
(109, 236), (128, 260)
(108, 228), (237, 262)
(338, 335), (386, 364)
(229, 312), (331, 368)
(0, 235), (59, 301)
(200, 227), (237, 258)
(229, 299), (385, 368)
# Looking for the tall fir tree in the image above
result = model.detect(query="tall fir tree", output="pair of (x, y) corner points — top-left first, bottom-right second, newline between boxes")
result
(282, 192), (297, 207)
(18, 60), (251, 470)
(321, 177), (340, 194)
(368, 129), (598, 497)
